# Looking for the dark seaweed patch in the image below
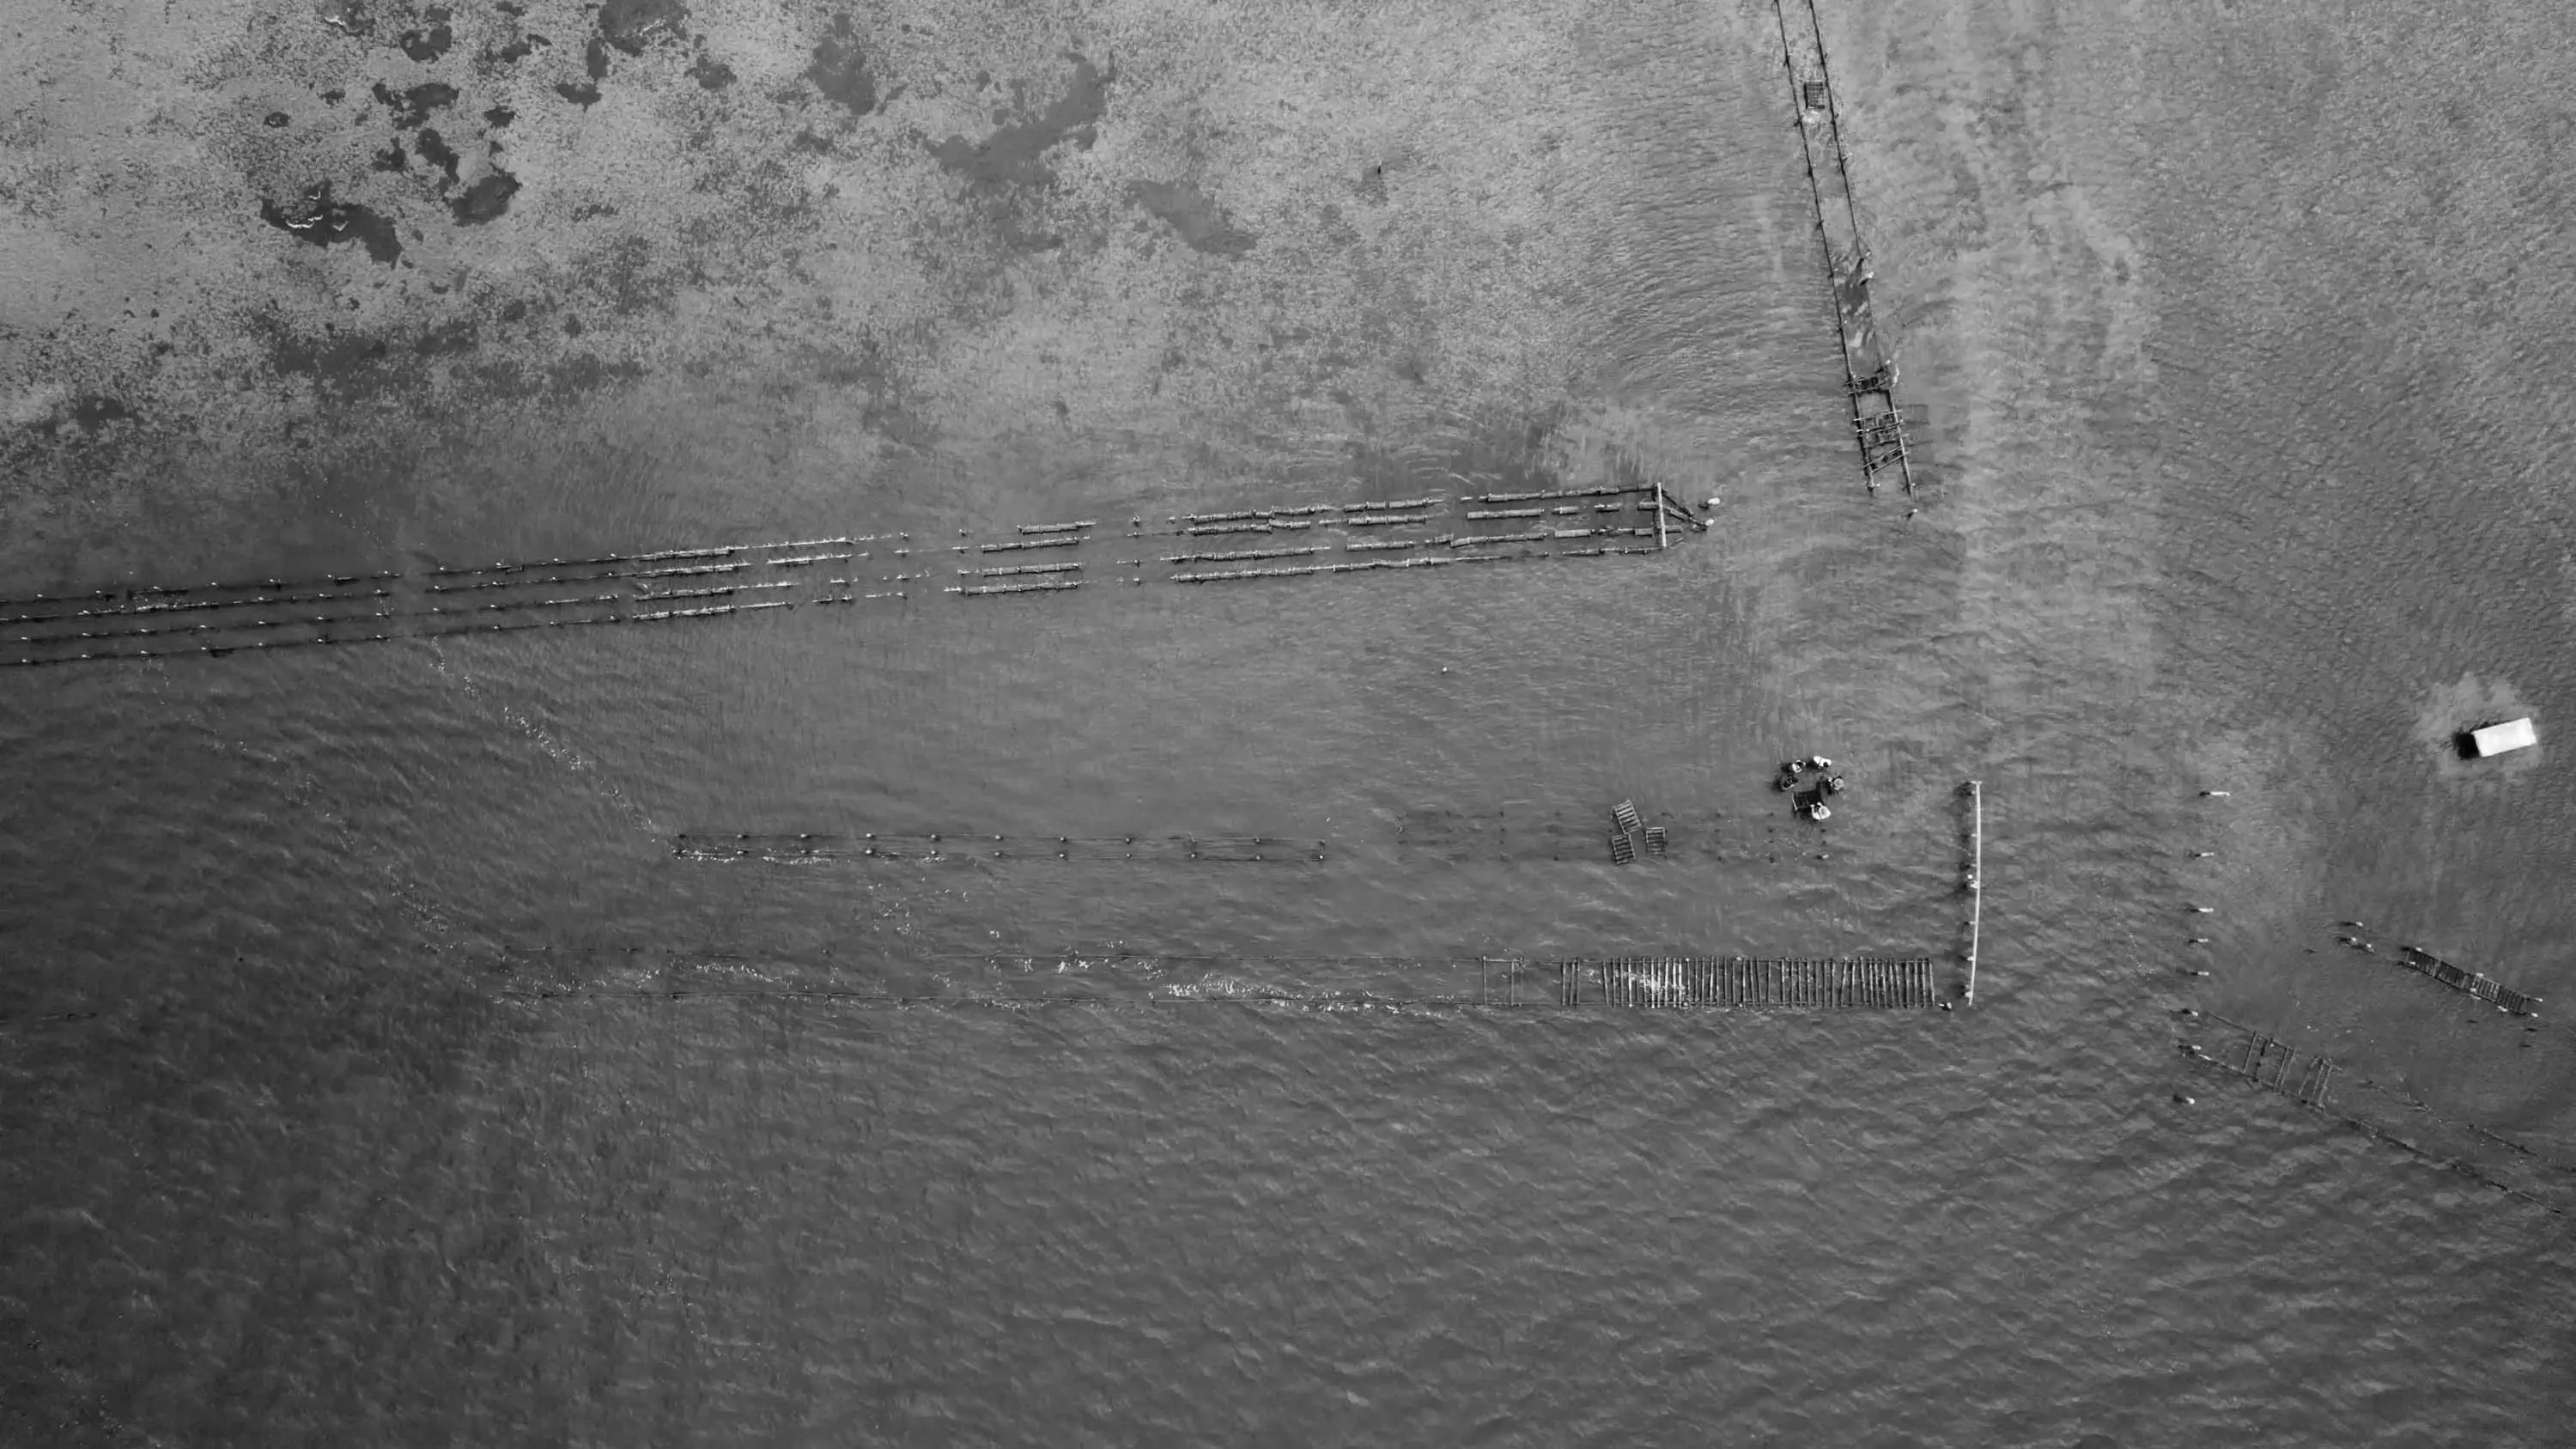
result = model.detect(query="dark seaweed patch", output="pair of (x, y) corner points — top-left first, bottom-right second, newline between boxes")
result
(263, 111), (289, 129)
(555, 81), (600, 107)
(449, 168), (520, 224)
(805, 14), (878, 114)
(415, 128), (461, 185)
(488, 33), (549, 64)
(1128, 180), (1257, 256)
(926, 53), (1109, 188)
(598, 0), (687, 57)
(398, 9), (453, 63)
(370, 142), (405, 172)
(584, 35), (611, 81)
(689, 55), (735, 90)
(373, 80), (458, 130)
(411, 318), (478, 356)
(483, 105), (514, 128)
(68, 396), (133, 431)
(316, 0), (372, 38)
(258, 183), (403, 265)
(270, 327), (392, 387)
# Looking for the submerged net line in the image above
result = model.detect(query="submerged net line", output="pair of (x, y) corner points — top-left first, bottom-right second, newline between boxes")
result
(3, 488), (1705, 668)
(2183, 1012), (2573, 1219)
(1396, 808), (1714, 862)
(673, 833), (1328, 863)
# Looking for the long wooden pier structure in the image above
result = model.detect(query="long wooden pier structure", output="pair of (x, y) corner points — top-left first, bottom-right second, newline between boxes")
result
(485, 946), (1942, 1012)
(1965, 779), (1983, 1002)
(2180, 1011), (2573, 1217)
(1772, 0), (1916, 492)
(2397, 946), (2544, 1017)
(3, 482), (1706, 671)
(1556, 956), (1938, 1009)
(674, 832), (1327, 864)
(2186, 1016), (2337, 1110)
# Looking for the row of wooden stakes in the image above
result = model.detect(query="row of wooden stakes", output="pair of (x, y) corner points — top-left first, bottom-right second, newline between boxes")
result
(1559, 957), (1943, 1008)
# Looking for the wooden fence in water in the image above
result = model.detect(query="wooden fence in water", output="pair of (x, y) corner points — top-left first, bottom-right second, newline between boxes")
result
(2397, 946), (2544, 1016)
(1772, 0), (1917, 492)
(1546, 956), (1939, 1009)
(2189, 1017), (2337, 1109)
(5, 484), (1704, 670)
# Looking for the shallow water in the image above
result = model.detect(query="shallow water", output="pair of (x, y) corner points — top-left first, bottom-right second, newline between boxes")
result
(5, 0), (2576, 1442)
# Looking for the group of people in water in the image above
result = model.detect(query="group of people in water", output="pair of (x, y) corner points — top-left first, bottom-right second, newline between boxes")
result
(1777, 755), (1846, 820)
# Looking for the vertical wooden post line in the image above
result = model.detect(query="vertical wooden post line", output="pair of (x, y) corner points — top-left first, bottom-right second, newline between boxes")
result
(1965, 778), (1984, 1004)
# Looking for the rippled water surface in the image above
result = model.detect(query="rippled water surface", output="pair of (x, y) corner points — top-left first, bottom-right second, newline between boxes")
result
(5, 0), (2575, 1442)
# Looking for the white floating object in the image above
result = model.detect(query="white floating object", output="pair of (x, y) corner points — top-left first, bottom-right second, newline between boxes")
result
(2468, 717), (2537, 758)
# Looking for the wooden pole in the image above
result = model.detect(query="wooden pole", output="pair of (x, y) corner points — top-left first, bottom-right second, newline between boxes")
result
(1965, 779), (1984, 1004)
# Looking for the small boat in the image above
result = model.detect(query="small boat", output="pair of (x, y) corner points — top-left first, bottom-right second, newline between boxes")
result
(2464, 717), (2537, 758)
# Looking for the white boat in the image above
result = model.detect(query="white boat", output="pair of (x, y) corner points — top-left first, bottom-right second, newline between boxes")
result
(2468, 717), (2537, 758)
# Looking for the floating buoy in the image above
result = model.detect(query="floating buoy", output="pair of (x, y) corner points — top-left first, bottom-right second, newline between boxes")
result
(2201, 789), (2231, 797)
(2189, 905), (2215, 913)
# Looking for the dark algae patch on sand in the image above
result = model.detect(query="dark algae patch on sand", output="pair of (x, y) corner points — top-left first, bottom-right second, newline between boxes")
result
(450, 168), (521, 224)
(598, 0), (687, 56)
(398, 7), (453, 63)
(927, 53), (1109, 187)
(805, 14), (880, 114)
(374, 80), (458, 130)
(1129, 181), (1257, 256)
(258, 182), (402, 264)
(415, 128), (461, 185)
